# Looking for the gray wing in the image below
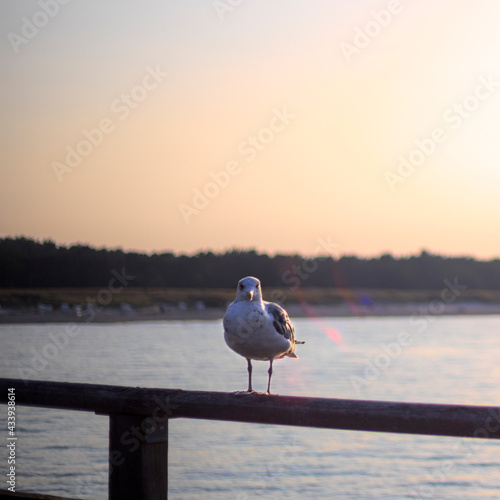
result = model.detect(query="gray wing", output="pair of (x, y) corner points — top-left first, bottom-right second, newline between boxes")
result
(266, 302), (295, 342)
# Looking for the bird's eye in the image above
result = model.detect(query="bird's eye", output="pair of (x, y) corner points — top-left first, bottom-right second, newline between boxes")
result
(239, 283), (244, 290)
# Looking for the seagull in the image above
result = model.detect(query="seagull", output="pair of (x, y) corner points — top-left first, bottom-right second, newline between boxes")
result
(223, 276), (304, 394)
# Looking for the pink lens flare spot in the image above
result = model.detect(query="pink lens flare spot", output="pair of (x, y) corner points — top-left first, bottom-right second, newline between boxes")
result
(325, 327), (342, 343)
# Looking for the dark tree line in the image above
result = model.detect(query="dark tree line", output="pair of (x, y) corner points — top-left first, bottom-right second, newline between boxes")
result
(1, 237), (500, 290)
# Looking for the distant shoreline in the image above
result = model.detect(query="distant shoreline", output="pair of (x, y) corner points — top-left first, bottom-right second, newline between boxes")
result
(2, 302), (500, 324)
(3, 286), (500, 325)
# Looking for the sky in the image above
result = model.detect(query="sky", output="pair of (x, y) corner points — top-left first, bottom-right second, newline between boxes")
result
(1, 0), (500, 259)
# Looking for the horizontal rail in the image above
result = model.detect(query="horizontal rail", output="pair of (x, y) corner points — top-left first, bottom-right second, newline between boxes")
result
(1, 378), (499, 439)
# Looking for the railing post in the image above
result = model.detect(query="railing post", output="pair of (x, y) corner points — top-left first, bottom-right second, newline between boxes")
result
(108, 413), (168, 500)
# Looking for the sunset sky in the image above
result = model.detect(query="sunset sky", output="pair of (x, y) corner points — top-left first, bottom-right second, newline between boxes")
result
(2, 1), (500, 258)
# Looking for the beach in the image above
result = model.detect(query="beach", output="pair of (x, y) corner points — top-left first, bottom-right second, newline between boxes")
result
(2, 301), (500, 324)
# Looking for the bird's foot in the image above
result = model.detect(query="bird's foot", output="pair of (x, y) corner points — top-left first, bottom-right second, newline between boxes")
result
(230, 390), (264, 396)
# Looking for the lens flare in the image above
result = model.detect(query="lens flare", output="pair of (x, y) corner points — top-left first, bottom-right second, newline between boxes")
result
(325, 327), (342, 343)
(291, 285), (345, 347)
(273, 255), (371, 349)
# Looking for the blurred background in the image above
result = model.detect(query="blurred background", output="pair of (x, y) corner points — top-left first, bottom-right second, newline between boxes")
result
(2, 0), (500, 259)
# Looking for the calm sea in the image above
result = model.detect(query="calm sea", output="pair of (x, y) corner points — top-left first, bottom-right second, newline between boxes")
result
(1, 316), (500, 499)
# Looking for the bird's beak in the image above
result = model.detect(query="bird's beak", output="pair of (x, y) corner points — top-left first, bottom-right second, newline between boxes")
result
(247, 291), (254, 301)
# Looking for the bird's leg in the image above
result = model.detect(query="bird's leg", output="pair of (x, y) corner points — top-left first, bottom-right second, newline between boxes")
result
(266, 359), (274, 395)
(231, 358), (260, 395)
(247, 358), (253, 393)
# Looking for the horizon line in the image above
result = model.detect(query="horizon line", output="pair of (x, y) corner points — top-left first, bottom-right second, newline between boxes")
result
(2, 235), (499, 263)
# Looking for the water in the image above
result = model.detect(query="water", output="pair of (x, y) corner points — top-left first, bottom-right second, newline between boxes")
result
(1, 316), (500, 499)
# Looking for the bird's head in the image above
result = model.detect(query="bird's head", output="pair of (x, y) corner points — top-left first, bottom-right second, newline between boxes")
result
(235, 276), (263, 302)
